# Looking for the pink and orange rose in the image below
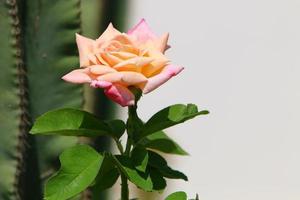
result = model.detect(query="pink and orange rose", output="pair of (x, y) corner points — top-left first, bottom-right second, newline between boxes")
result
(62, 19), (183, 106)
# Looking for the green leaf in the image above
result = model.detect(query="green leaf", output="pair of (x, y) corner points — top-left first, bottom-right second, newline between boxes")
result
(97, 168), (119, 189)
(140, 104), (209, 139)
(111, 155), (153, 192)
(92, 153), (119, 192)
(139, 131), (188, 155)
(148, 151), (188, 181)
(45, 145), (103, 200)
(111, 154), (167, 192)
(30, 108), (125, 138)
(149, 168), (166, 191)
(131, 147), (149, 172)
(159, 166), (188, 181)
(165, 191), (187, 200)
(106, 119), (126, 138)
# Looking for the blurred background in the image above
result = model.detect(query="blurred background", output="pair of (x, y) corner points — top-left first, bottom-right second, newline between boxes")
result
(1, 0), (300, 200)
(125, 0), (300, 200)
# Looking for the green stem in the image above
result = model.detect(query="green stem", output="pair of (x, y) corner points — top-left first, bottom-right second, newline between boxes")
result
(114, 138), (124, 154)
(121, 90), (143, 199)
(119, 135), (130, 200)
(121, 174), (129, 200)
(124, 137), (132, 155)
(125, 105), (137, 156)
(127, 104), (143, 140)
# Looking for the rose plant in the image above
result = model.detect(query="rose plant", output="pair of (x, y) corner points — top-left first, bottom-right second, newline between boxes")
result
(30, 19), (208, 200)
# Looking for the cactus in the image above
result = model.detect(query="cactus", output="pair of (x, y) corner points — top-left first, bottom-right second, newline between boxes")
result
(0, 0), (32, 199)
(0, 0), (127, 199)
(24, 0), (83, 175)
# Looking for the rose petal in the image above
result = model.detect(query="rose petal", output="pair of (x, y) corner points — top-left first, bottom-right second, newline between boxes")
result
(127, 19), (157, 42)
(90, 80), (112, 88)
(96, 23), (121, 45)
(120, 72), (148, 85)
(146, 46), (169, 61)
(121, 44), (140, 55)
(110, 52), (137, 60)
(155, 32), (170, 53)
(95, 53), (110, 66)
(101, 52), (123, 66)
(111, 34), (133, 45)
(62, 68), (92, 84)
(100, 40), (123, 52)
(76, 34), (97, 67)
(142, 65), (184, 94)
(104, 84), (135, 107)
(141, 59), (168, 77)
(89, 65), (117, 75)
(97, 71), (148, 86)
(113, 57), (154, 72)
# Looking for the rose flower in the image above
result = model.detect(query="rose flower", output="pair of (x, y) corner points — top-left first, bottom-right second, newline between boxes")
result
(62, 19), (183, 106)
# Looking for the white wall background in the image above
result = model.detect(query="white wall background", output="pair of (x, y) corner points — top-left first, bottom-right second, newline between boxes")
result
(116, 0), (300, 199)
